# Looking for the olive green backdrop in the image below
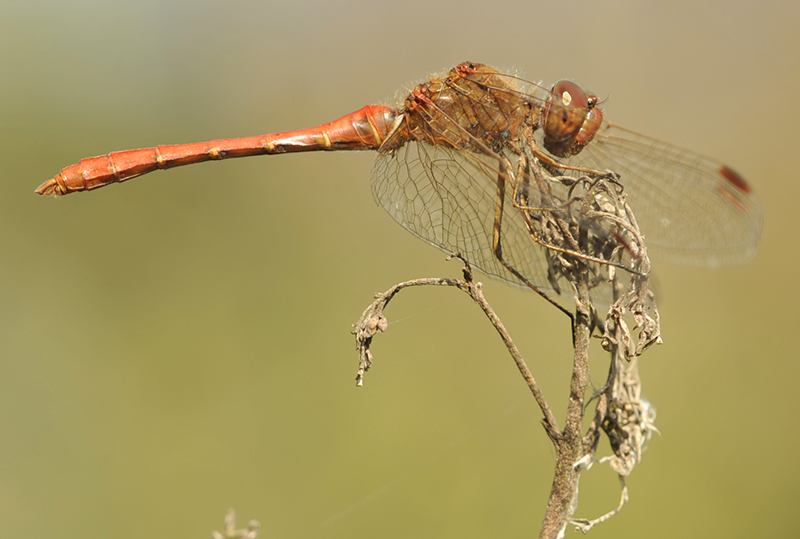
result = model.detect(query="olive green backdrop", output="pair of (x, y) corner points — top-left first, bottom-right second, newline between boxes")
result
(0, 0), (796, 537)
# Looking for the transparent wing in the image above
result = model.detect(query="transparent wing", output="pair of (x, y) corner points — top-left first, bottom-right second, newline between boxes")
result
(565, 123), (763, 266)
(372, 140), (564, 296)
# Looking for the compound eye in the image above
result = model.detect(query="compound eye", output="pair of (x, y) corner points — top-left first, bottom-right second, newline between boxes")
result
(543, 80), (589, 143)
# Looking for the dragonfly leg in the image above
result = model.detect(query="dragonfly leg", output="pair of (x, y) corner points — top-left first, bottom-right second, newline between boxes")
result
(511, 159), (641, 276)
(529, 140), (603, 176)
(490, 166), (574, 322)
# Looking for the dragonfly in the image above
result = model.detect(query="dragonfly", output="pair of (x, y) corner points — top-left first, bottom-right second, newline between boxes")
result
(37, 62), (762, 310)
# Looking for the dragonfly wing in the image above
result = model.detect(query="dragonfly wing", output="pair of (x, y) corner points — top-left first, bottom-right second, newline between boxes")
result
(566, 123), (763, 266)
(372, 140), (565, 297)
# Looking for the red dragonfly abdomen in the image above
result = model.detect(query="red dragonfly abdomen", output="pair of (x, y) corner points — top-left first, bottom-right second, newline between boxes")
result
(36, 105), (396, 196)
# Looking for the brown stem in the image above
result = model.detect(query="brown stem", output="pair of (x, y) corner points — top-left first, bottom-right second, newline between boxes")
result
(538, 278), (593, 539)
(352, 258), (597, 538)
(352, 165), (661, 537)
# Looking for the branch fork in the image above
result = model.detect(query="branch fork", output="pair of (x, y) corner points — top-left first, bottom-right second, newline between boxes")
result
(352, 171), (661, 538)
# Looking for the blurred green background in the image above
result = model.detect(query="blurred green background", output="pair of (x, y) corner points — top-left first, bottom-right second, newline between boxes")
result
(1, 0), (797, 537)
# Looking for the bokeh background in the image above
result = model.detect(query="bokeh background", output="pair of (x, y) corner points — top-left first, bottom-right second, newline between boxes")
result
(1, 1), (797, 537)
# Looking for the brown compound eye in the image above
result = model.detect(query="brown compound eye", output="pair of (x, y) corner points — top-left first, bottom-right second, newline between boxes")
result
(543, 80), (589, 144)
(569, 97), (603, 155)
(544, 80), (589, 141)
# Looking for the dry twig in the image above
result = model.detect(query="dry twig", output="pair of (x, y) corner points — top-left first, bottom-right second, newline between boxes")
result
(211, 508), (261, 539)
(352, 167), (661, 538)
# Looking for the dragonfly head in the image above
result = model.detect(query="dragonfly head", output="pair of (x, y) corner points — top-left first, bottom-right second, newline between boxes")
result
(543, 80), (603, 158)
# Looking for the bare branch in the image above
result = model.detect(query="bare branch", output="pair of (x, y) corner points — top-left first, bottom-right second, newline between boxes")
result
(353, 165), (661, 538)
(352, 256), (561, 437)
